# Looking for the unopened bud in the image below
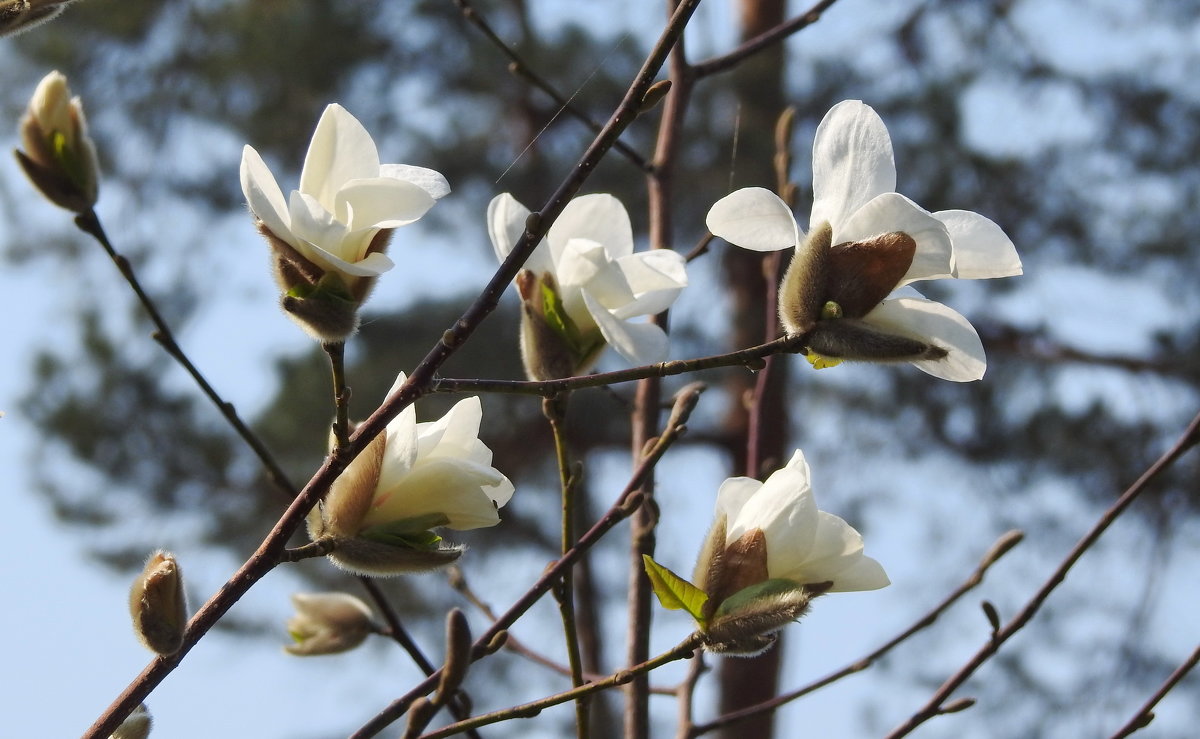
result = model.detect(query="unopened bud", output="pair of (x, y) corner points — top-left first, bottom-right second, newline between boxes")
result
(129, 551), (187, 655)
(15, 70), (100, 212)
(284, 592), (376, 656)
(109, 703), (152, 739)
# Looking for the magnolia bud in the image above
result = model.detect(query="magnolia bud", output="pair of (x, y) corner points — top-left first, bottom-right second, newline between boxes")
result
(15, 70), (99, 212)
(109, 703), (152, 739)
(129, 551), (187, 655)
(284, 593), (376, 656)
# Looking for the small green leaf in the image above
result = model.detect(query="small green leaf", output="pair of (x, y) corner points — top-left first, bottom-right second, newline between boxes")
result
(642, 555), (708, 624)
(359, 514), (451, 550)
(539, 281), (590, 356)
(714, 578), (806, 619)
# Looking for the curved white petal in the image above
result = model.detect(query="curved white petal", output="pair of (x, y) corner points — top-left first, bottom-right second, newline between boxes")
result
(826, 556), (890, 592)
(732, 467), (818, 566)
(337, 178), (435, 230)
(557, 239), (614, 292)
(487, 193), (554, 276)
(379, 163), (451, 200)
(835, 193), (953, 284)
(377, 403), (419, 495)
(865, 297), (986, 381)
(582, 292), (669, 365)
(609, 251), (688, 319)
(715, 476), (763, 523)
(416, 396), (484, 459)
(240, 146), (293, 245)
(706, 187), (799, 252)
(776, 510), (865, 583)
(299, 104), (380, 208)
(780, 449), (811, 479)
(549, 193), (634, 260)
(934, 210), (1022, 279)
(364, 458), (505, 530)
(811, 100), (897, 230)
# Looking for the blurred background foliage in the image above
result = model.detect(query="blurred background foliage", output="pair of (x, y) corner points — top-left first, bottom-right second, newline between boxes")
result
(4, 0), (1198, 736)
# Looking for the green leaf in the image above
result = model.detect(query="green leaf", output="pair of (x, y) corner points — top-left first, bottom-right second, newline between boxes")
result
(642, 555), (708, 624)
(358, 514), (450, 550)
(714, 578), (805, 619)
(539, 281), (587, 356)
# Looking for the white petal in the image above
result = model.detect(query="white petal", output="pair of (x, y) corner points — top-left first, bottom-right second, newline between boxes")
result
(610, 250), (688, 318)
(934, 210), (1022, 279)
(299, 104), (381, 209)
(715, 476), (763, 525)
(835, 193), (953, 284)
(810, 100), (897, 230)
(377, 401), (419, 495)
(825, 556), (890, 592)
(776, 510), (865, 583)
(781, 449), (811, 479)
(337, 178), (435, 230)
(549, 194), (634, 259)
(865, 297), (987, 381)
(582, 292), (669, 366)
(364, 458), (506, 530)
(240, 146), (293, 245)
(487, 193), (555, 276)
(732, 467), (818, 566)
(706, 187), (799, 252)
(379, 163), (450, 200)
(416, 397), (484, 459)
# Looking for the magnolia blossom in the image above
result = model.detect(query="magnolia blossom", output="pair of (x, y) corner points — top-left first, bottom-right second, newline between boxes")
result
(308, 372), (514, 576)
(241, 104), (449, 340)
(711, 449), (889, 595)
(488, 193), (688, 379)
(285, 593), (375, 656)
(15, 70), (99, 212)
(707, 100), (1021, 381)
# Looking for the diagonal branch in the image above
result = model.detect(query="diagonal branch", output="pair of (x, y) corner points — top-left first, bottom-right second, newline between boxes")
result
(885, 410), (1200, 738)
(692, 0), (842, 79)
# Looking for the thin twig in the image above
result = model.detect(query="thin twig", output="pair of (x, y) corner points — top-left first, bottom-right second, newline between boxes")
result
(1108, 643), (1200, 739)
(692, 0), (842, 79)
(885, 411), (1200, 738)
(691, 530), (1025, 736)
(674, 647), (707, 739)
(357, 579), (481, 739)
(452, 0), (653, 172)
(348, 383), (705, 739)
(323, 340), (351, 451)
(85, 2), (703, 734)
(417, 634), (706, 739)
(432, 332), (805, 396)
(544, 394), (591, 736)
(73, 209), (298, 499)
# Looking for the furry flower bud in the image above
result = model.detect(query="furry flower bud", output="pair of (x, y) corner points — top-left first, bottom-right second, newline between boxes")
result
(129, 551), (187, 655)
(284, 593), (376, 656)
(15, 70), (99, 212)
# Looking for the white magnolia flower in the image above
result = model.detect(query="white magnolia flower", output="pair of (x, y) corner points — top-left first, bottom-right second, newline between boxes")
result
(241, 104), (449, 340)
(488, 192), (688, 379)
(16, 70), (99, 212)
(712, 449), (889, 594)
(707, 100), (1021, 381)
(285, 592), (375, 656)
(308, 372), (515, 576)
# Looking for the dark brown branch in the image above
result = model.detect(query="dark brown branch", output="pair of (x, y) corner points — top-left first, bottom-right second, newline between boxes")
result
(74, 210), (298, 500)
(692, 0), (842, 78)
(886, 411), (1200, 738)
